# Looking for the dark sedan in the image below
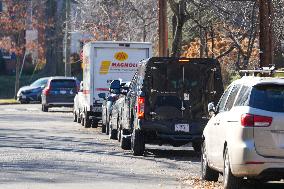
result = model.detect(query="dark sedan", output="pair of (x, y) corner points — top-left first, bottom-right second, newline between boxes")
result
(41, 77), (79, 112)
(17, 77), (50, 104)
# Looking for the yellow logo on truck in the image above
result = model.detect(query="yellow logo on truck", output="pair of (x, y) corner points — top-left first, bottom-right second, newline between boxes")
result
(99, 61), (112, 74)
(114, 51), (128, 61)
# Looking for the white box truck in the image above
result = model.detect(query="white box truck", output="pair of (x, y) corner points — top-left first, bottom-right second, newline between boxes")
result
(73, 41), (152, 127)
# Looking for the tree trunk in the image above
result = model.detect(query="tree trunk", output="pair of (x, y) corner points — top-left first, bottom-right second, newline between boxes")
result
(43, 0), (57, 76)
(171, 22), (184, 57)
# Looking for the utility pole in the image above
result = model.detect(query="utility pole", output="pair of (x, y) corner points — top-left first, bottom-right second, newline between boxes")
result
(64, 0), (71, 76)
(158, 0), (168, 57)
(259, 0), (273, 67)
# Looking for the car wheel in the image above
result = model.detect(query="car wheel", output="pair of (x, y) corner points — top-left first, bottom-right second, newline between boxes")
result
(201, 142), (219, 181)
(77, 112), (81, 123)
(73, 111), (77, 122)
(121, 129), (131, 150)
(42, 105), (48, 112)
(109, 125), (117, 140)
(131, 129), (145, 156)
(81, 114), (85, 126)
(193, 142), (202, 153)
(102, 124), (106, 133)
(223, 147), (243, 189)
(83, 112), (91, 128)
(106, 121), (110, 135)
(91, 120), (98, 128)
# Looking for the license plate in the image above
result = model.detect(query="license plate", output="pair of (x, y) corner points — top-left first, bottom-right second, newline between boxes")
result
(60, 90), (67, 94)
(175, 124), (190, 132)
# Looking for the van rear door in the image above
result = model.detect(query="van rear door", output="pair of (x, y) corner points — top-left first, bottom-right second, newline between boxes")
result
(93, 47), (149, 100)
(146, 60), (214, 122)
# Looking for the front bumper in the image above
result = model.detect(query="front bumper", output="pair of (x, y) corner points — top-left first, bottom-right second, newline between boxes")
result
(17, 93), (40, 102)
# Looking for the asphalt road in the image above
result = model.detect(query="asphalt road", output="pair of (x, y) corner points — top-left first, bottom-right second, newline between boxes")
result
(0, 104), (200, 189)
(1, 104), (284, 189)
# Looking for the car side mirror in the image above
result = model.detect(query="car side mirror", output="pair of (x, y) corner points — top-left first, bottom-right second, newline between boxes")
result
(208, 102), (216, 116)
(98, 93), (106, 99)
(79, 81), (84, 92)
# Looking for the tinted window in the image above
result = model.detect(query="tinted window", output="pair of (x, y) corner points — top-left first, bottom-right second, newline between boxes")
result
(235, 86), (251, 106)
(250, 84), (284, 112)
(225, 84), (241, 111)
(50, 80), (76, 88)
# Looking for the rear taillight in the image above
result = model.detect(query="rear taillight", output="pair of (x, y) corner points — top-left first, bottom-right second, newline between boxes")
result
(43, 86), (51, 95)
(241, 114), (272, 127)
(137, 97), (145, 119)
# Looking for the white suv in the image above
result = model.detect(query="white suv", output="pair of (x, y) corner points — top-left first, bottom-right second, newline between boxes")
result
(202, 76), (284, 189)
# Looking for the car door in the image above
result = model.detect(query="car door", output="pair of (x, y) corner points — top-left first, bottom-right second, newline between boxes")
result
(206, 85), (232, 168)
(214, 84), (242, 167)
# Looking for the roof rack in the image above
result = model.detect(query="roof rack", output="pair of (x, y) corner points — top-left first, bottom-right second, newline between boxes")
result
(239, 66), (284, 76)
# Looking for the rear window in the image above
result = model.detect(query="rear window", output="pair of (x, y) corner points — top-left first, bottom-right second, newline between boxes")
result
(50, 79), (76, 88)
(250, 84), (284, 112)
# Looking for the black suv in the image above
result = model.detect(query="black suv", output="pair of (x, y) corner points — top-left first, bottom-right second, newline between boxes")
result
(117, 57), (224, 155)
(41, 77), (79, 112)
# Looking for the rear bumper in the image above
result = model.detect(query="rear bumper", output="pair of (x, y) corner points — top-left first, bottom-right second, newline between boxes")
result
(42, 95), (75, 107)
(229, 142), (284, 179)
(139, 120), (204, 145)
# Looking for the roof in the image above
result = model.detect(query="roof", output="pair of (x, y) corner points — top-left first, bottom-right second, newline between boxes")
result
(49, 76), (77, 80)
(232, 76), (284, 87)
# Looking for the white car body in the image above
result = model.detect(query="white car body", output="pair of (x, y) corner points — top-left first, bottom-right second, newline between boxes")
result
(202, 76), (284, 188)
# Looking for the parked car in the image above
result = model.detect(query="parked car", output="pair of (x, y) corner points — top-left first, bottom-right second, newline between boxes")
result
(202, 75), (284, 189)
(116, 57), (224, 155)
(41, 77), (79, 112)
(17, 77), (50, 104)
(100, 81), (129, 134)
(108, 82), (130, 141)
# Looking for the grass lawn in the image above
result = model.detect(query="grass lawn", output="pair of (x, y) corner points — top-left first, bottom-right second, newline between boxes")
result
(0, 98), (19, 105)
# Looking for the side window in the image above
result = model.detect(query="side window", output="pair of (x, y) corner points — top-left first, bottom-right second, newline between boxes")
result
(217, 86), (232, 112)
(225, 84), (241, 111)
(235, 86), (251, 106)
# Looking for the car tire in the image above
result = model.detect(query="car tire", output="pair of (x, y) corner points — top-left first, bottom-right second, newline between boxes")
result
(121, 129), (131, 150)
(223, 147), (243, 189)
(106, 121), (110, 135)
(193, 142), (202, 153)
(109, 126), (117, 140)
(131, 129), (145, 156)
(102, 124), (106, 133)
(77, 112), (81, 123)
(83, 112), (91, 128)
(73, 111), (77, 122)
(42, 105), (48, 112)
(201, 142), (219, 181)
(92, 120), (98, 128)
(81, 114), (85, 126)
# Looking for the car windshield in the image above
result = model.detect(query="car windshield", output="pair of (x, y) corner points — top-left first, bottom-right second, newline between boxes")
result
(250, 84), (284, 112)
(50, 79), (76, 88)
(30, 78), (48, 87)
